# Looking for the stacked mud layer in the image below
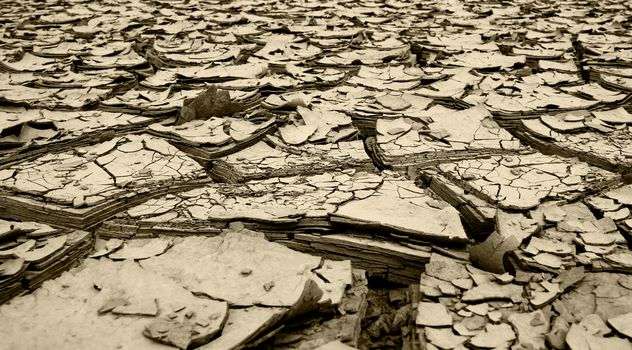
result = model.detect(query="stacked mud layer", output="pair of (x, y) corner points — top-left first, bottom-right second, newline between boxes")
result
(0, 0), (632, 348)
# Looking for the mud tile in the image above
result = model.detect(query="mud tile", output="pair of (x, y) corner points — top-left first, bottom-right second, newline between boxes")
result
(469, 323), (516, 348)
(425, 253), (470, 282)
(332, 178), (469, 243)
(107, 238), (173, 260)
(416, 302), (452, 327)
(424, 153), (618, 211)
(605, 208), (631, 221)
(508, 310), (550, 350)
(609, 313), (632, 339)
(425, 327), (467, 349)
(373, 105), (524, 170)
(566, 321), (632, 350)
(90, 238), (123, 258)
(211, 139), (372, 183)
(462, 282), (524, 303)
(0, 134), (208, 228)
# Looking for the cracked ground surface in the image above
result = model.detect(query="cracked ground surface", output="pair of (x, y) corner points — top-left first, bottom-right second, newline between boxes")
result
(0, 0), (632, 349)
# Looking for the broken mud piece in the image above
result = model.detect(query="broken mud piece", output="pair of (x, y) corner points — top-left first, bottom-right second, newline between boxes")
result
(416, 302), (452, 327)
(209, 139), (372, 183)
(470, 323), (516, 348)
(199, 306), (288, 350)
(425, 253), (469, 282)
(420, 274), (458, 297)
(19, 235), (67, 263)
(548, 317), (571, 349)
(566, 321), (632, 350)
(0, 256), (27, 303)
(0, 257), (25, 278)
(608, 312), (632, 339)
(530, 281), (561, 308)
(331, 177), (469, 244)
(176, 85), (243, 125)
(533, 252), (564, 269)
(605, 185), (632, 206)
(107, 237), (173, 260)
(143, 300), (229, 349)
(425, 327), (467, 349)
(508, 310), (550, 350)
(90, 238), (124, 258)
(557, 266), (586, 292)
(312, 260), (353, 308)
(0, 224), (93, 303)
(200, 269), (321, 349)
(313, 340), (358, 350)
(455, 315), (487, 335)
(462, 282), (524, 303)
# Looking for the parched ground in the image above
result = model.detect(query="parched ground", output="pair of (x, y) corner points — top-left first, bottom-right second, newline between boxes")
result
(1, 0), (632, 349)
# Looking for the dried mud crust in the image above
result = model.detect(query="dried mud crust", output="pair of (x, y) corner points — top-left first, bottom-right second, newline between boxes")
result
(0, 0), (632, 349)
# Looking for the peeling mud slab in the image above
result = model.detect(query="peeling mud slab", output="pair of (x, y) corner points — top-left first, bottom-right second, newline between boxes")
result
(515, 108), (632, 172)
(328, 175), (469, 244)
(369, 105), (526, 170)
(418, 171), (498, 236)
(209, 136), (373, 183)
(98, 170), (385, 238)
(585, 184), (632, 246)
(419, 152), (621, 212)
(273, 105), (358, 147)
(0, 85), (111, 110)
(99, 88), (259, 117)
(469, 209), (541, 274)
(0, 218), (93, 304)
(484, 83), (625, 117)
(0, 108), (157, 167)
(349, 90), (432, 132)
(96, 174), (466, 251)
(148, 111), (282, 162)
(146, 43), (260, 69)
(0, 134), (210, 229)
(98, 170), (468, 246)
(284, 233), (434, 285)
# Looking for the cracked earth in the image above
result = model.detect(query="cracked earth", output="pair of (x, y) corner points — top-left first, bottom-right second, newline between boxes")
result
(0, 0), (632, 349)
